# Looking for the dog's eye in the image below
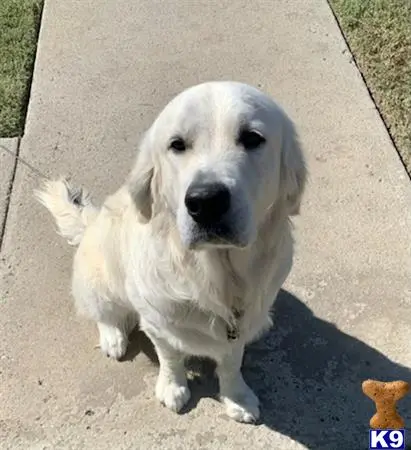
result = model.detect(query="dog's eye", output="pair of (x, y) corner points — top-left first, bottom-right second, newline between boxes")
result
(169, 137), (186, 153)
(239, 130), (266, 151)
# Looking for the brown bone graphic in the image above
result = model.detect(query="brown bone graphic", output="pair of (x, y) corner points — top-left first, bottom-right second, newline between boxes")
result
(362, 379), (409, 429)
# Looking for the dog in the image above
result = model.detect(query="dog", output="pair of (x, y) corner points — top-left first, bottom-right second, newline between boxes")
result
(36, 81), (307, 423)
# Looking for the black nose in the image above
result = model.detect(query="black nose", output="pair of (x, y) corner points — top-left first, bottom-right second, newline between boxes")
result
(185, 182), (231, 224)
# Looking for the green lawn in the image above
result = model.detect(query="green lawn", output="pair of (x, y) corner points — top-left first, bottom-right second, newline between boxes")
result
(0, 0), (43, 137)
(0, 0), (410, 175)
(329, 0), (411, 174)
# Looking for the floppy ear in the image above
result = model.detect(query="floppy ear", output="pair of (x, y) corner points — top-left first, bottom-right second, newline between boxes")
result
(280, 119), (307, 215)
(127, 132), (155, 221)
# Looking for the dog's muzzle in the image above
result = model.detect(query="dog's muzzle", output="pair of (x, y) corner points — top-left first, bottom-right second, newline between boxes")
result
(185, 181), (231, 225)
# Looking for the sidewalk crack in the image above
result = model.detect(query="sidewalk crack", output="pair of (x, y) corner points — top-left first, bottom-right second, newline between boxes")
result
(0, 138), (21, 253)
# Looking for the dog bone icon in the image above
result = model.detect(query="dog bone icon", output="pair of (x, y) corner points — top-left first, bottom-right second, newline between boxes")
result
(362, 379), (409, 429)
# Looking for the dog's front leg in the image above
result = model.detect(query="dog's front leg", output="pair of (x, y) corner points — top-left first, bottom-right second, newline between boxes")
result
(147, 334), (190, 413)
(217, 341), (260, 423)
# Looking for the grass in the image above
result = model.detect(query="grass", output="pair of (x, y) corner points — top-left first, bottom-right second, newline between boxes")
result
(329, 0), (411, 174)
(0, 0), (409, 173)
(0, 0), (43, 137)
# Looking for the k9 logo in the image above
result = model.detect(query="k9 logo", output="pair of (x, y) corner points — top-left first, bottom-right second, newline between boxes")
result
(369, 429), (405, 449)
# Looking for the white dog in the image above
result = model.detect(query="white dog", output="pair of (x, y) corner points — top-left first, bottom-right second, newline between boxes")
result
(36, 81), (306, 423)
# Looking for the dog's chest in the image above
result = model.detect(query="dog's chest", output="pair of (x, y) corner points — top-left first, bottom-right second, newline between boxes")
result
(126, 227), (278, 345)
(133, 259), (265, 340)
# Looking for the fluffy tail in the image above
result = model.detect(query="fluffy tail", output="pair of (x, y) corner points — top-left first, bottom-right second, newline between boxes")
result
(35, 178), (99, 246)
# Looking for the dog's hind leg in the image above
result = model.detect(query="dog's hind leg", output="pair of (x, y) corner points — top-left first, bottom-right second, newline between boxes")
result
(72, 271), (137, 360)
(97, 309), (138, 360)
(97, 321), (129, 360)
(84, 295), (134, 360)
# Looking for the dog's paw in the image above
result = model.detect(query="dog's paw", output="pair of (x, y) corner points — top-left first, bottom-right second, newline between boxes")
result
(155, 375), (191, 413)
(220, 381), (260, 423)
(98, 324), (128, 360)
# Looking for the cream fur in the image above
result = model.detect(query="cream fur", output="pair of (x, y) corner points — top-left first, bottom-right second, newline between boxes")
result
(36, 81), (306, 423)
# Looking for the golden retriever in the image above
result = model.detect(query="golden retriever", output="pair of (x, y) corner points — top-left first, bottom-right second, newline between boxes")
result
(36, 81), (306, 423)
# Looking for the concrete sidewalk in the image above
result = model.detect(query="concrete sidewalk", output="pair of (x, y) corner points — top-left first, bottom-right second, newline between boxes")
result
(1, 1), (410, 449)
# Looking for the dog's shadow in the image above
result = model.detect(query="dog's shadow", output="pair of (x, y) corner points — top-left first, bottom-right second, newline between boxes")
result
(126, 290), (411, 450)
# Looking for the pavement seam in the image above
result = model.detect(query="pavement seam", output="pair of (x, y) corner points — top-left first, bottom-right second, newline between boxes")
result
(326, 0), (411, 181)
(0, 138), (21, 253)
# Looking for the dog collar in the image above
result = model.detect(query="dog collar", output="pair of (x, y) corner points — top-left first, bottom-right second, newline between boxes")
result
(226, 309), (243, 341)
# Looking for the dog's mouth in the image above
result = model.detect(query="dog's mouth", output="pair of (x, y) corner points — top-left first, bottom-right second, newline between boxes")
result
(187, 222), (248, 250)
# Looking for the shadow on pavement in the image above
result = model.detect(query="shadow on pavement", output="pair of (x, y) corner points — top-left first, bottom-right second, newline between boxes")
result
(244, 290), (411, 450)
(125, 289), (411, 449)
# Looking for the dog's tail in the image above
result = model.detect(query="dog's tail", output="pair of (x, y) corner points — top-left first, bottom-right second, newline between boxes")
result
(35, 178), (99, 246)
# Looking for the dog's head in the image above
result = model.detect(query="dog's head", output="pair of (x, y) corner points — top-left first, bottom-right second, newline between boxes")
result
(128, 81), (306, 250)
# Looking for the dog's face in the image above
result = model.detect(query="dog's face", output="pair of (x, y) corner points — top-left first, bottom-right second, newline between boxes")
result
(129, 82), (306, 250)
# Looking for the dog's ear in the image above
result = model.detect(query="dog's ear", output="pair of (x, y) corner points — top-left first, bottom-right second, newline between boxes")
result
(127, 131), (155, 221)
(280, 119), (307, 215)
